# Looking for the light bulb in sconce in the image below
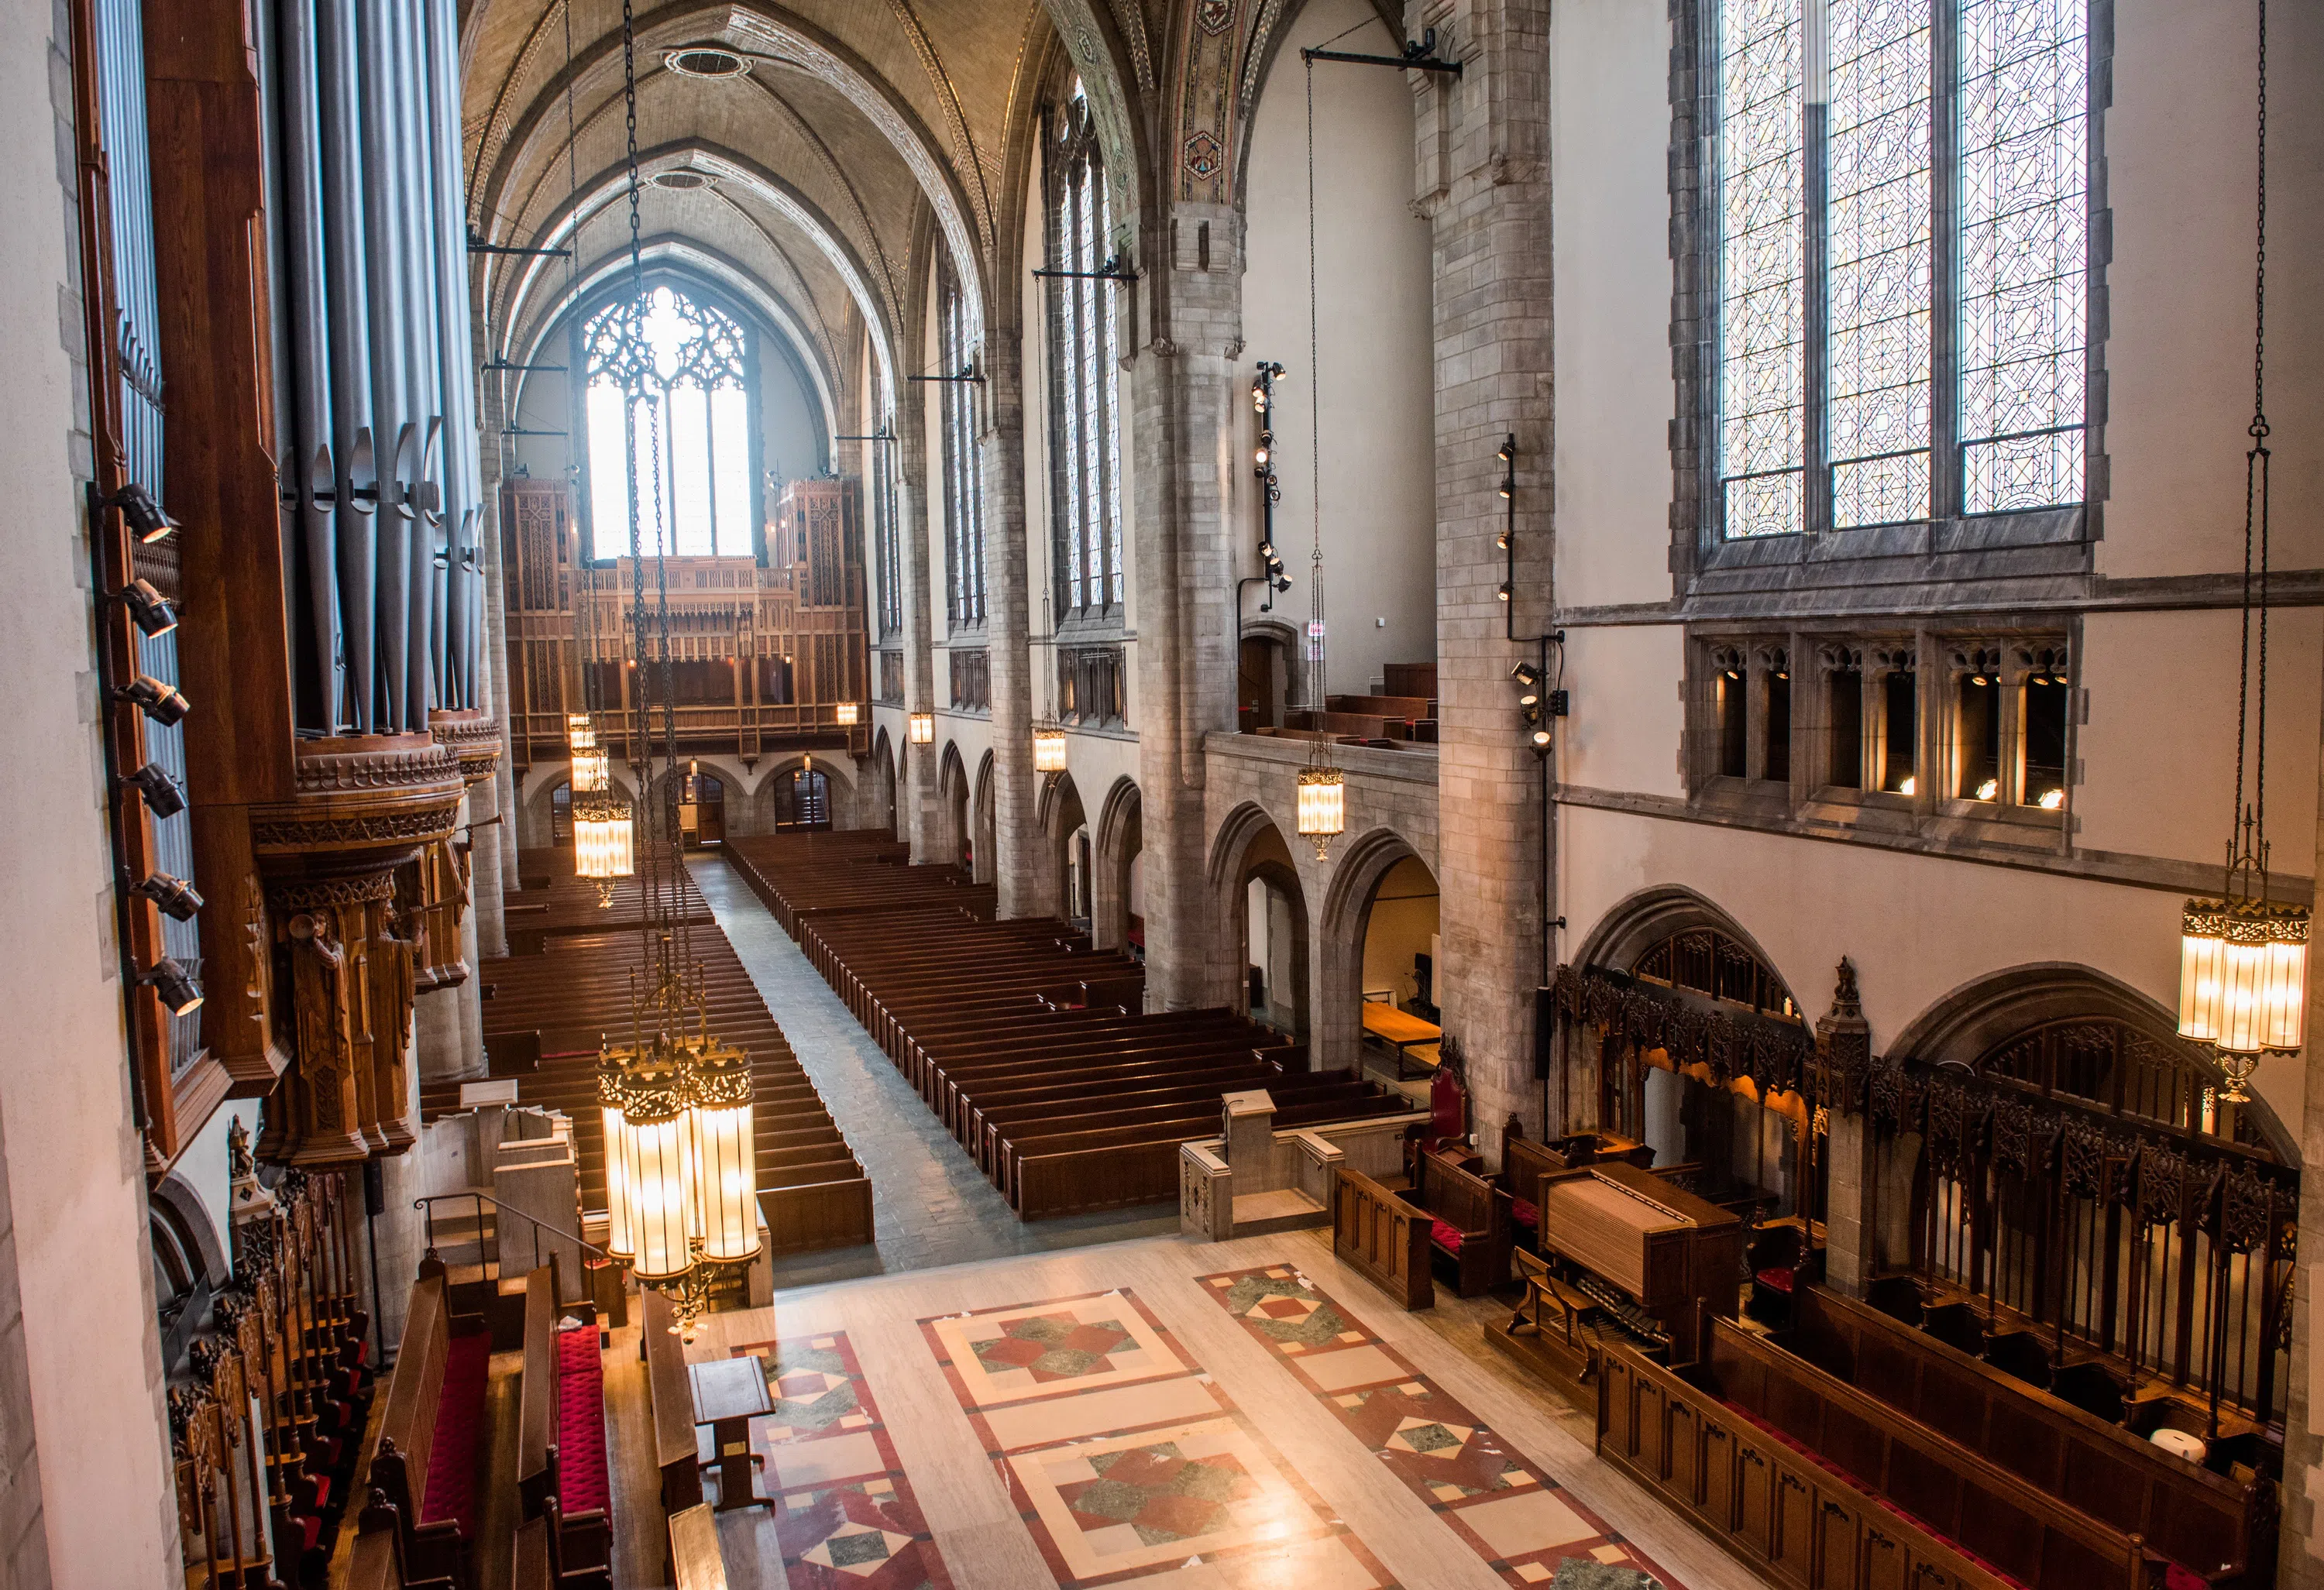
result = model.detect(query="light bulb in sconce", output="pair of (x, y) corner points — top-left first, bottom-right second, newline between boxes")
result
(1897, 775), (1917, 797)
(2037, 787), (2065, 810)
(1975, 778), (1998, 802)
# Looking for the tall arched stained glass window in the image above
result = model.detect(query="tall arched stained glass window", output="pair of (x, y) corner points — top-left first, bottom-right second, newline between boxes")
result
(581, 282), (755, 558)
(1708, 0), (2089, 537)
(938, 263), (985, 630)
(1044, 83), (1125, 620)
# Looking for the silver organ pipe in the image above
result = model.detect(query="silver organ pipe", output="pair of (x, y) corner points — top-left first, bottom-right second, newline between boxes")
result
(425, 0), (480, 706)
(392, 0), (441, 722)
(275, 0), (342, 730)
(315, 0), (376, 733)
(358, 0), (413, 729)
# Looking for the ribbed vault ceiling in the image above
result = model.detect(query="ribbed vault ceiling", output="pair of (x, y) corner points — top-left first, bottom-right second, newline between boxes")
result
(461, 0), (1050, 404)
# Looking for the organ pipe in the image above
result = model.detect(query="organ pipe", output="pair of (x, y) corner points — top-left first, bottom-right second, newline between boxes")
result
(358, 0), (412, 730)
(314, 0), (376, 733)
(392, 0), (441, 723)
(424, 0), (476, 706)
(274, 0), (342, 730)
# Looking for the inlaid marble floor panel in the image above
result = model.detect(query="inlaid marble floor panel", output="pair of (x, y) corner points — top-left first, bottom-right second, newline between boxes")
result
(686, 854), (1179, 1282)
(644, 1227), (1737, 1590)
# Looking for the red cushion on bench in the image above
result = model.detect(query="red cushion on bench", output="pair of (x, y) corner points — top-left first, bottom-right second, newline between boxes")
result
(1511, 1198), (1539, 1228)
(554, 1328), (610, 1517)
(1430, 1220), (1464, 1255)
(1755, 1266), (1797, 1294)
(290, 1511), (322, 1554)
(420, 1331), (491, 1540)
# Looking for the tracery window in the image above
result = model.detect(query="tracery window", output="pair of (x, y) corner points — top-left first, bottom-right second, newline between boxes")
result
(1710, 0), (2089, 537)
(938, 266), (985, 630)
(581, 282), (755, 559)
(870, 408), (902, 637)
(1044, 84), (1125, 620)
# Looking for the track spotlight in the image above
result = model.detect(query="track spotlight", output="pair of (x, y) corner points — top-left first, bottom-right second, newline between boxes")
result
(1511, 661), (1542, 690)
(101, 482), (180, 544)
(122, 761), (186, 818)
(1529, 726), (1552, 752)
(1497, 582), (1511, 602)
(132, 872), (205, 922)
(1497, 440), (1514, 464)
(117, 675), (190, 727)
(1499, 481), (1513, 500)
(142, 957), (203, 1016)
(115, 578), (176, 637)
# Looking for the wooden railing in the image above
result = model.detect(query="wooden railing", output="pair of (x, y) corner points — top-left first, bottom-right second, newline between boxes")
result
(1332, 1167), (1432, 1310)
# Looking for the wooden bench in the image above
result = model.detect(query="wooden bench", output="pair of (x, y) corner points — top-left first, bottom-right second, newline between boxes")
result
(512, 1259), (610, 1587)
(1600, 1334), (2162, 1590)
(513, 1516), (552, 1590)
(1334, 1166), (1432, 1310)
(645, 1290), (703, 1519)
(364, 1272), (492, 1590)
(669, 1501), (729, 1590)
(1790, 1283), (2271, 1585)
(1411, 1149), (1511, 1298)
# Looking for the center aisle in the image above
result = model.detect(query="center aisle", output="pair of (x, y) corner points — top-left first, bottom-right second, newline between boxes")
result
(687, 853), (1181, 1283)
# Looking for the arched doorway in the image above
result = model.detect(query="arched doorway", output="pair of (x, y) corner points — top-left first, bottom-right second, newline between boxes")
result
(1356, 856), (1440, 1074)
(668, 761), (727, 847)
(1092, 778), (1143, 954)
(1040, 771), (1088, 925)
(937, 743), (971, 871)
(772, 764), (832, 830)
(1211, 809), (1309, 1039)
(871, 730), (897, 835)
(550, 780), (573, 844)
(971, 751), (997, 885)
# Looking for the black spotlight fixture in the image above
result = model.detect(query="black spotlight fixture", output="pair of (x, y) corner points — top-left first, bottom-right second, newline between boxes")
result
(132, 872), (205, 922)
(1511, 661), (1543, 707)
(116, 674), (191, 727)
(115, 577), (176, 637)
(122, 761), (187, 818)
(101, 482), (180, 544)
(141, 957), (204, 1016)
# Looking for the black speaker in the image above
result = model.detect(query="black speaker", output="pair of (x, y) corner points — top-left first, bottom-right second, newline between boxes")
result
(1533, 986), (1554, 1079)
(363, 1158), (386, 1217)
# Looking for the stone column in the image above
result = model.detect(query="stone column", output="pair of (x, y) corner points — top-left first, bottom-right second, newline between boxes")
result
(2277, 703), (2324, 1585)
(468, 748), (507, 957)
(895, 328), (942, 861)
(1420, 2), (1556, 1157)
(1129, 203), (1244, 1011)
(1815, 960), (1875, 1294)
(983, 341), (1042, 916)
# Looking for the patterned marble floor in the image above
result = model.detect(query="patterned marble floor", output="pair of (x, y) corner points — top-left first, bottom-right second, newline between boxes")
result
(685, 853), (1181, 1283)
(596, 1226), (1738, 1590)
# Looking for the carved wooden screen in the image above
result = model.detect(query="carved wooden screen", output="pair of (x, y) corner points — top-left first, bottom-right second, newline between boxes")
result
(1881, 1019), (2295, 1421)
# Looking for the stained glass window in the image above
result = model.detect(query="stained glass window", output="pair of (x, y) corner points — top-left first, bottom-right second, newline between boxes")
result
(582, 283), (754, 558)
(1959, 0), (2087, 513)
(1709, 0), (2089, 537)
(1716, 0), (1807, 538)
(1827, 0), (1930, 526)
(938, 266), (985, 629)
(1046, 84), (1125, 618)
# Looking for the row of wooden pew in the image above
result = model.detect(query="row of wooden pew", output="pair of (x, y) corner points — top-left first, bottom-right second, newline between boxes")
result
(359, 1263), (610, 1589)
(725, 831), (1417, 1218)
(421, 848), (875, 1255)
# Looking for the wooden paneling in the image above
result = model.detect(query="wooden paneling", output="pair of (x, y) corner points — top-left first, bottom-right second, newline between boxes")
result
(1333, 1168), (1432, 1310)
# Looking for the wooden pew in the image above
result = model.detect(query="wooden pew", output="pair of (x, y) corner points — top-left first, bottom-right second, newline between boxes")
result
(365, 1273), (492, 1590)
(669, 1502), (729, 1590)
(545, 1303), (610, 1588)
(644, 1290), (703, 1518)
(1789, 1283), (2271, 1585)
(515, 1265), (557, 1519)
(513, 1516), (552, 1590)
(1334, 1167), (1432, 1310)
(1599, 1338), (2162, 1590)
(1411, 1149), (1512, 1298)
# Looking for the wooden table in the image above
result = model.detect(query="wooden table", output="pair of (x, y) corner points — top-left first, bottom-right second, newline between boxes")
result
(668, 1502), (729, 1590)
(1361, 1004), (1443, 1078)
(689, 1356), (774, 1513)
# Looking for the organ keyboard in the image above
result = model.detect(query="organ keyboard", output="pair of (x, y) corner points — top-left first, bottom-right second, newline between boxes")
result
(1532, 1162), (1743, 1363)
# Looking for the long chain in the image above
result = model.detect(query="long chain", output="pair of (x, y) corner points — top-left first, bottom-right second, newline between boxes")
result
(2230, 0), (2271, 877)
(1305, 60), (1325, 707)
(623, 0), (642, 287)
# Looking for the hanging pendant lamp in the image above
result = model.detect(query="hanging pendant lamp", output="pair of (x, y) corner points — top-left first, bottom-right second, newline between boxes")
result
(2175, 4), (2307, 1102)
(596, 1051), (636, 1259)
(1288, 58), (1344, 864)
(572, 742), (610, 793)
(572, 788), (635, 905)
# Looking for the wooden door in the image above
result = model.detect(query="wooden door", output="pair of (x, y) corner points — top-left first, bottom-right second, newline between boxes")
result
(1238, 637), (1277, 731)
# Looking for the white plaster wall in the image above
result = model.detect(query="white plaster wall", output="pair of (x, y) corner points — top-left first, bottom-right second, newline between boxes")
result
(2076, 608), (2322, 869)
(1239, 0), (1435, 698)
(1556, 625), (1688, 797)
(2099, 0), (2324, 579)
(1550, 0), (1680, 611)
(1554, 804), (2305, 1132)
(0, 0), (177, 1572)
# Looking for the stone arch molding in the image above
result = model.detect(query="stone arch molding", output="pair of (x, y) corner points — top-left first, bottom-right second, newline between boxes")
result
(1885, 961), (2298, 1163)
(472, 5), (987, 344)
(498, 146), (896, 398)
(1571, 883), (1803, 1008)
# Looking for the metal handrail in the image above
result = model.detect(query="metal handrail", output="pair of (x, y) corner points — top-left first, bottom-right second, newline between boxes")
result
(413, 1192), (613, 1297)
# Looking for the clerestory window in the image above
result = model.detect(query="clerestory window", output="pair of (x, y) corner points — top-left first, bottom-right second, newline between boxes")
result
(938, 265), (985, 630)
(580, 281), (755, 559)
(1044, 83), (1126, 621)
(1710, 0), (2090, 538)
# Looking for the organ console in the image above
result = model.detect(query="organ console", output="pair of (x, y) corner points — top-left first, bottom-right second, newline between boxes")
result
(1530, 1162), (1743, 1363)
